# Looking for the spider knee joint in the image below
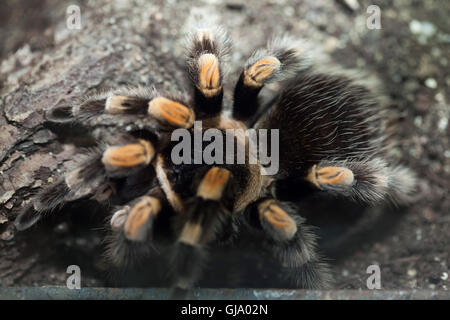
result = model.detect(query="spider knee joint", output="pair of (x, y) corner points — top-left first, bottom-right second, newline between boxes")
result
(111, 196), (162, 242)
(148, 97), (195, 128)
(102, 139), (155, 173)
(197, 167), (231, 201)
(258, 199), (297, 241)
(197, 53), (222, 98)
(244, 56), (281, 87)
(306, 165), (354, 190)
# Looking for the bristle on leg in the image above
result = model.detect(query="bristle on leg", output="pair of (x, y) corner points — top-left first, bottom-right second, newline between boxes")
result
(258, 199), (297, 241)
(306, 165), (355, 190)
(123, 196), (161, 242)
(244, 56), (281, 88)
(304, 159), (416, 205)
(197, 53), (222, 98)
(102, 139), (155, 177)
(197, 167), (231, 201)
(244, 200), (332, 288)
(148, 97), (195, 129)
(105, 95), (149, 114)
(110, 206), (129, 231)
(170, 167), (234, 297)
(186, 27), (229, 116)
(233, 36), (309, 121)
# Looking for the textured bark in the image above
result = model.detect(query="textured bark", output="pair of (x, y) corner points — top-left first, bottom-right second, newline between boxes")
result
(0, 0), (448, 289)
(0, 0), (191, 286)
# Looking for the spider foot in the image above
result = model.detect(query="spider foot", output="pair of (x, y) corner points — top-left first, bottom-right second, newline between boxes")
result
(102, 139), (155, 177)
(233, 36), (307, 121)
(306, 164), (355, 191)
(148, 97), (195, 129)
(170, 167), (234, 297)
(187, 27), (229, 116)
(110, 196), (162, 242)
(258, 199), (297, 241)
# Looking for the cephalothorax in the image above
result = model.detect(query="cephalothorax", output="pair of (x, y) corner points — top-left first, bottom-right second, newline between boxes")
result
(15, 26), (415, 297)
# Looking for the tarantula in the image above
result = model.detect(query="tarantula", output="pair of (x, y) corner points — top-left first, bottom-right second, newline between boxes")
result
(15, 27), (415, 296)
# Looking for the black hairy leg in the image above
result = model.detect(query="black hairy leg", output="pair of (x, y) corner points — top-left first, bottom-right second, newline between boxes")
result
(273, 157), (415, 206)
(47, 87), (195, 136)
(169, 166), (236, 298)
(233, 36), (309, 123)
(304, 158), (415, 205)
(186, 27), (229, 118)
(243, 198), (332, 288)
(15, 90), (196, 231)
(15, 150), (109, 231)
(104, 187), (173, 269)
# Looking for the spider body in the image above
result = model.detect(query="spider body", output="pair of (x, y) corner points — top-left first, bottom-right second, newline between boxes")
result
(15, 27), (415, 297)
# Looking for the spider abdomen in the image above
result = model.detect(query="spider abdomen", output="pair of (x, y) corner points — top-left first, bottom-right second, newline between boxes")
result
(262, 71), (386, 179)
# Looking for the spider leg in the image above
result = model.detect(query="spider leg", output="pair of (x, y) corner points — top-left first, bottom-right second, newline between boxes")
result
(303, 158), (416, 205)
(186, 27), (229, 118)
(15, 133), (159, 231)
(17, 89), (198, 232)
(105, 187), (171, 268)
(101, 137), (155, 178)
(170, 166), (235, 298)
(46, 88), (195, 133)
(233, 36), (308, 122)
(46, 87), (158, 124)
(244, 198), (332, 288)
(14, 150), (110, 230)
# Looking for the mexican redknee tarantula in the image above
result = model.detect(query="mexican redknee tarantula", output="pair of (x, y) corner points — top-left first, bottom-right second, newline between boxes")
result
(15, 26), (415, 296)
